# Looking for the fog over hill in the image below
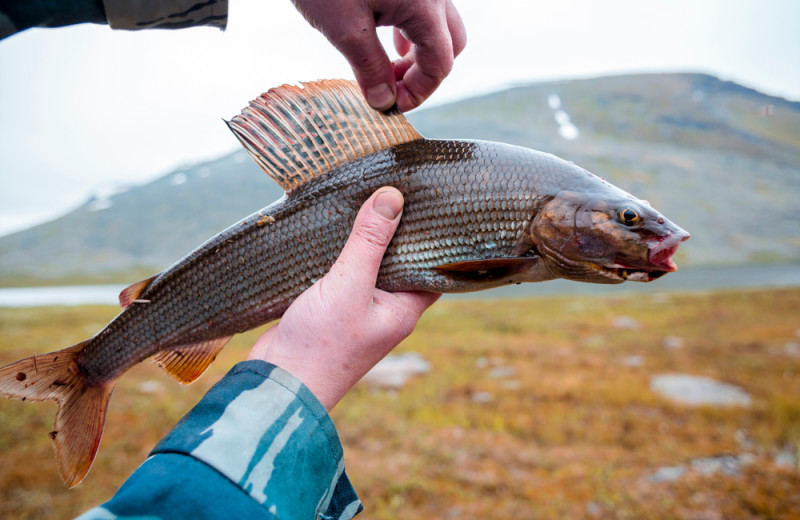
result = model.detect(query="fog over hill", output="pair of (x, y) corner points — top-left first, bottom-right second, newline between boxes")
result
(1, 73), (798, 285)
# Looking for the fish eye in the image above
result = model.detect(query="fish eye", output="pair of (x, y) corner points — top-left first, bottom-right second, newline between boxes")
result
(619, 207), (640, 226)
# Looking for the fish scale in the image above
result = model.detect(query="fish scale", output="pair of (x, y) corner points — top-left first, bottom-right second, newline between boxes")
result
(0, 79), (688, 487)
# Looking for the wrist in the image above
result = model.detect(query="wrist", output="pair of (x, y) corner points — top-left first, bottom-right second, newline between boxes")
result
(249, 338), (351, 411)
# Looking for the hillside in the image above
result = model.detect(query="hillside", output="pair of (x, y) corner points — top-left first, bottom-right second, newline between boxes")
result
(0, 73), (798, 285)
(0, 152), (284, 284)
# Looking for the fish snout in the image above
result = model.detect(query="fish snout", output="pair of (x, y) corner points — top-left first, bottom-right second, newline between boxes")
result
(648, 229), (690, 272)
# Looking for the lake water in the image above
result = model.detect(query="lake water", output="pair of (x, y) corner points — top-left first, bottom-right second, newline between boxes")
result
(0, 263), (799, 307)
(0, 284), (127, 307)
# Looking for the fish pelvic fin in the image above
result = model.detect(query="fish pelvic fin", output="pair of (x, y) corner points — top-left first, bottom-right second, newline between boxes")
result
(152, 335), (233, 384)
(227, 79), (423, 191)
(0, 342), (114, 488)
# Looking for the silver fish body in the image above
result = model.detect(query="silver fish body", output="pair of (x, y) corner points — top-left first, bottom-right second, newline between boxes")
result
(0, 80), (689, 487)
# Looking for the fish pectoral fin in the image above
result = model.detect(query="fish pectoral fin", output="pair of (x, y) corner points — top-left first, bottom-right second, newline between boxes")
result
(227, 80), (423, 191)
(119, 276), (157, 308)
(433, 257), (542, 283)
(0, 341), (114, 488)
(152, 336), (233, 384)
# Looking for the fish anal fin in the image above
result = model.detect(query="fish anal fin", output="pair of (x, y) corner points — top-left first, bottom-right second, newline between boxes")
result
(119, 276), (157, 308)
(433, 257), (542, 283)
(0, 342), (114, 487)
(227, 80), (423, 191)
(152, 336), (233, 384)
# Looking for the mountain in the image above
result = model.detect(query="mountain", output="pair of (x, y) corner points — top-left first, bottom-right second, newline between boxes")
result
(0, 152), (284, 284)
(1, 73), (798, 285)
(409, 73), (800, 268)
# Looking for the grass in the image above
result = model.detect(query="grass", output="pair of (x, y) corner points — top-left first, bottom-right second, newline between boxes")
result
(0, 269), (158, 288)
(1, 288), (799, 518)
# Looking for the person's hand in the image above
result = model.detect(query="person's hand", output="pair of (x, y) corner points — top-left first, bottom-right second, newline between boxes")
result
(291, 0), (467, 112)
(248, 187), (441, 410)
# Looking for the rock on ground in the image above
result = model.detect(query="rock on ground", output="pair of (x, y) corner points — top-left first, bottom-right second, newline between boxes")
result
(650, 373), (752, 407)
(362, 352), (430, 389)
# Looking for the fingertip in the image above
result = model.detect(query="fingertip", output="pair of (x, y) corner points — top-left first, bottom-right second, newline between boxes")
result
(393, 52), (452, 112)
(364, 82), (397, 111)
(372, 187), (404, 220)
(395, 84), (427, 112)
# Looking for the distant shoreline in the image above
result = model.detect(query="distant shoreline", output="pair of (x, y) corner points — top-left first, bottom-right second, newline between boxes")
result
(0, 263), (798, 307)
(442, 262), (800, 300)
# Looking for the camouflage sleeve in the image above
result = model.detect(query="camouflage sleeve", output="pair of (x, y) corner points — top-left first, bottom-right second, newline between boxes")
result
(75, 360), (363, 520)
(0, 0), (107, 39)
(102, 0), (228, 30)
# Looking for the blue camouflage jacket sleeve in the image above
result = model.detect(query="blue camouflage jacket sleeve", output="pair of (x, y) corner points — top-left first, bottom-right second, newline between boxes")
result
(75, 360), (363, 520)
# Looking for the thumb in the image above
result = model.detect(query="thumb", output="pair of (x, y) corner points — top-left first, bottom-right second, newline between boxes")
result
(335, 29), (397, 111)
(327, 187), (404, 293)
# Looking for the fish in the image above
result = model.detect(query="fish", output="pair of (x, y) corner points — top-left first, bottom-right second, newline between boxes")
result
(0, 79), (689, 487)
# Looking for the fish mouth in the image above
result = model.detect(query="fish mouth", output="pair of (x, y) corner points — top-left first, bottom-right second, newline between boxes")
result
(599, 265), (672, 282)
(600, 231), (690, 283)
(650, 230), (689, 269)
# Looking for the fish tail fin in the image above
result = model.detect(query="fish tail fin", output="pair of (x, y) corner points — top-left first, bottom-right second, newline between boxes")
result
(0, 342), (114, 487)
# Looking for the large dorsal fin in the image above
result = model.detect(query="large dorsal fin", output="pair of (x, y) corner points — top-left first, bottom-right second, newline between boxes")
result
(227, 80), (423, 191)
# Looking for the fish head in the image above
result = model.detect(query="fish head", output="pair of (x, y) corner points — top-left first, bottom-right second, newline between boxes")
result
(530, 190), (690, 283)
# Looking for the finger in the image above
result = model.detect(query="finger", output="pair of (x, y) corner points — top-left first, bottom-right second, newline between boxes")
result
(393, 1), (466, 111)
(292, 0), (397, 110)
(333, 25), (398, 111)
(248, 324), (277, 360)
(326, 187), (404, 295)
(446, 0), (467, 57)
(391, 28), (412, 82)
(377, 291), (442, 333)
(393, 22), (454, 110)
(393, 52), (412, 82)
(393, 27), (411, 57)
(369, 291), (441, 354)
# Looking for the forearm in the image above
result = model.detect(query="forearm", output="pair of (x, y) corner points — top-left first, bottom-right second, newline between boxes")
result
(76, 360), (362, 520)
(0, 0), (105, 37)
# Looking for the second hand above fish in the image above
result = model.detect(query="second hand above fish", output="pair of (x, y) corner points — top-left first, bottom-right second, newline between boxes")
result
(0, 79), (689, 487)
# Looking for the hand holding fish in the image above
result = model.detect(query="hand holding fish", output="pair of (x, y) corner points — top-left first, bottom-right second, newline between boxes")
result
(291, 0), (467, 111)
(248, 187), (441, 410)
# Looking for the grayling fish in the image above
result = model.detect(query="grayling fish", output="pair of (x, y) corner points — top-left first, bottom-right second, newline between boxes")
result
(0, 80), (688, 487)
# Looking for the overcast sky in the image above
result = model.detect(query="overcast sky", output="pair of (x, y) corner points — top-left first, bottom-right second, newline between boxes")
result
(0, 0), (798, 236)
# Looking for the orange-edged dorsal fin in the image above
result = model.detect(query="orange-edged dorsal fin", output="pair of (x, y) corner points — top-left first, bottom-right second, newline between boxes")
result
(119, 276), (157, 308)
(152, 336), (233, 384)
(227, 80), (423, 191)
(433, 257), (542, 283)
